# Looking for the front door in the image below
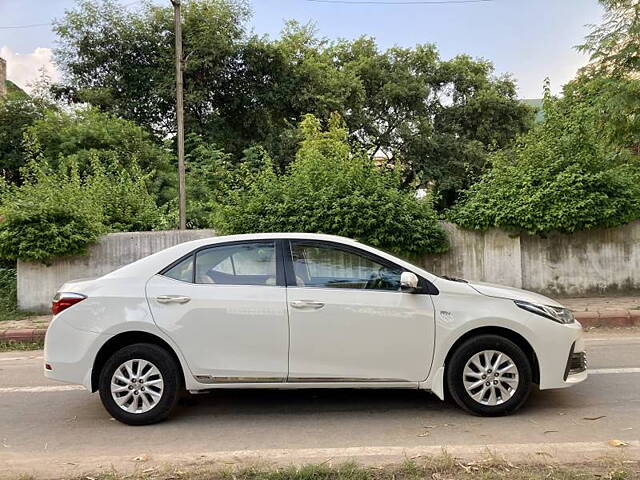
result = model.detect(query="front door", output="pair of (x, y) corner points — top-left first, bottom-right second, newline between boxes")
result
(285, 240), (435, 383)
(146, 240), (289, 382)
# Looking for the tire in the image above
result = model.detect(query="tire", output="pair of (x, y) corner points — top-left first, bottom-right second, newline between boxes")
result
(99, 343), (181, 425)
(446, 334), (532, 416)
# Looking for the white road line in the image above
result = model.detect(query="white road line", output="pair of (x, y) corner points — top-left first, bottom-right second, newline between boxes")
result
(0, 385), (85, 393)
(0, 355), (43, 362)
(585, 337), (640, 343)
(2, 367), (640, 394)
(588, 367), (640, 375)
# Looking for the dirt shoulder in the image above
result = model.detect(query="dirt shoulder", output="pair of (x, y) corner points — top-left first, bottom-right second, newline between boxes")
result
(3, 446), (639, 480)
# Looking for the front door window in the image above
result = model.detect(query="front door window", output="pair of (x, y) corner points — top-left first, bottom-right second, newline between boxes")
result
(290, 243), (403, 290)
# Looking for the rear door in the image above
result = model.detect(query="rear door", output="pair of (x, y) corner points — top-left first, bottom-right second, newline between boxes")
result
(285, 240), (435, 383)
(146, 240), (289, 383)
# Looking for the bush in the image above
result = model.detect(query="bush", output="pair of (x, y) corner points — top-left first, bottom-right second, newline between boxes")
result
(0, 158), (168, 263)
(0, 166), (103, 262)
(213, 114), (448, 256)
(89, 155), (169, 232)
(0, 267), (19, 319)
(449, 78), (640, 235)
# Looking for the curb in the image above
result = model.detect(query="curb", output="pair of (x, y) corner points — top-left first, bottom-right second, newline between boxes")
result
(574, 309), (640, 328)
(0, 328), (47, 344)
(1, 311), (639, 345)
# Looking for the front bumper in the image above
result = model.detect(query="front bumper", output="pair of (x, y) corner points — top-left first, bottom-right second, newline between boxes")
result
(538, 321), (587, 389)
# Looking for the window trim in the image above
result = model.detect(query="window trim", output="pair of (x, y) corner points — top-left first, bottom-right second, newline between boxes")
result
(158, 239), (286, 287)
(284, 240), (437, 294)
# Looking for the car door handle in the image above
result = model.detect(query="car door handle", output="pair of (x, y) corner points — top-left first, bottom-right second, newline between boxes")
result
(156, 295), (191, 304)
(290, 300), (325, 310)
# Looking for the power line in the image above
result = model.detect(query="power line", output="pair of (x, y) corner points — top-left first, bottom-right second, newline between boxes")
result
(0, 1), (142, 30)
(0, 23), (51, 30)
(304, 0), (491, 4)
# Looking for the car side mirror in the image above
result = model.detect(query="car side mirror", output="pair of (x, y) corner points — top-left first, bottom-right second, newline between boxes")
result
(400, 271), (419, 293)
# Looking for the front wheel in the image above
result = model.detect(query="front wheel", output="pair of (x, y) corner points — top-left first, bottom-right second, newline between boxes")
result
(446, 334), (532, 416)
(99, 343), (181, 425)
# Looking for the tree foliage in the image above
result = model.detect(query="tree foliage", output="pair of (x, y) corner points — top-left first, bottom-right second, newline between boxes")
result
(578, 0), (640, 76)
(0, 92), (52, 184)
(214, 115), (449, 256)
(24, 108), (176, 203)
(53, 0), (532, 208)
(449, 79), (640, 234)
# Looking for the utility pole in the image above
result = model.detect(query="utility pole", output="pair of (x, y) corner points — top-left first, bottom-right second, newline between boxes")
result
(171, 0), (187, 230)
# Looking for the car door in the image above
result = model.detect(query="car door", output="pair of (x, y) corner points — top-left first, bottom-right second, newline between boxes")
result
(285, 240), (436, 383)
(146, 240), (289, 383)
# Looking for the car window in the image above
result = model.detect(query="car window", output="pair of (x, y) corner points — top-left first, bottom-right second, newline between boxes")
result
(290, 242), (403, 291)
(195, 242), (277, 286)
(163, 255), (194, 282)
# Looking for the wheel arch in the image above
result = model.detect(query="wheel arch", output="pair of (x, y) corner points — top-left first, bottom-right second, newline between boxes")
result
(91, 331), (185, 392)
(444, 326), (540, 386)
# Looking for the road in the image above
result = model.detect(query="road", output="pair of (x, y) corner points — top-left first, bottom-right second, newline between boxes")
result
(1, 331), (639, 477)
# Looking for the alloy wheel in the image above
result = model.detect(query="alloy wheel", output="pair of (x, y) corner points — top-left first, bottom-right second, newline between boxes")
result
(110, 359), (164, 414)
(462, 350), (519, 406)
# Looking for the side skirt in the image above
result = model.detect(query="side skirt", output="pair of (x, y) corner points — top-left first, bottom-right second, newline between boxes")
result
(189, 379), (420, 392)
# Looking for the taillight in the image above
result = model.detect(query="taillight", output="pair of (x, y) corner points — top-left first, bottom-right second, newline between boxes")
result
(52, 292), (86, 315)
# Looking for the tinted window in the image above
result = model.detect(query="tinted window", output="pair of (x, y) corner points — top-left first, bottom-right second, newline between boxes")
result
(163, 255), (194, 282)
(195, 242), (277, 286)
(290, 243), (402, 291)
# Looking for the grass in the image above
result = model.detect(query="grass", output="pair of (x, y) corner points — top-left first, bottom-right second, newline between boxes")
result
(11, 455), (639, 480)
(0, 338), (45, 352)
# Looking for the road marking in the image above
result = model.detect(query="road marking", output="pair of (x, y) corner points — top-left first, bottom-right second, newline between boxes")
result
(0, 385), (85, 393)
(0, 355), (43, 362)
(2, 367), (640, 394)
(585, 336), (640, 343)
(588, 367), (640, 375)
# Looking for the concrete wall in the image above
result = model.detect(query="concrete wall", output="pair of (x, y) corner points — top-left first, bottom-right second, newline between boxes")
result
(422, 221), (640, 297)
(17, 230), (215, 312)
(16, 221), (640, 312)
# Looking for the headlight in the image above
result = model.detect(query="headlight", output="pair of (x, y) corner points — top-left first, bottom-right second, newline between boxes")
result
(514, 300), (575, 324)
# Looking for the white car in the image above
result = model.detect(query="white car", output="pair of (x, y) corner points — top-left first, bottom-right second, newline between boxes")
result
(44, 233), (586, 425)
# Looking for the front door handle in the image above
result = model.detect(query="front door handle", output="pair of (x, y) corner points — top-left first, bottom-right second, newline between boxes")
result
(156, 295), (191, 304)
(290, 300), (325, 310)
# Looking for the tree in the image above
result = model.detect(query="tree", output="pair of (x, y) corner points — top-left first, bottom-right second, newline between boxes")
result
(578, 0), (640, 76)
(448, 81), (640, 234)
(53, 0), (250, 136)
(214, 114), (449, 257)
(0, 92), (52, 184)
(53, 1), (532, 207)
(24, 107), (176, 203)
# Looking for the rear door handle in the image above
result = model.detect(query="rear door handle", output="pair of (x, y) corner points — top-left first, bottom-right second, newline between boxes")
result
(290, 300), (325, 310)
(156, 295), (191, 304)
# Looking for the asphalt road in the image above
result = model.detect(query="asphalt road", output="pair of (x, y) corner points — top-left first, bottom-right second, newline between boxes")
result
(1, 331), (639, 477)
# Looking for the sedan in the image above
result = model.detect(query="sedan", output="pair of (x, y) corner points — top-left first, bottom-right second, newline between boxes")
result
(44, 233), (586, 425)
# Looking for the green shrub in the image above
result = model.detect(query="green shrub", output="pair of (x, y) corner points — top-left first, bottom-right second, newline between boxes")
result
(88, 155), (169, 232)
(213, 114), (448, 256)
(0, 158), (168, 263)
(0, 267), (18, 318)
(0, 165), (103, 262)
(449, 78), (640, 235)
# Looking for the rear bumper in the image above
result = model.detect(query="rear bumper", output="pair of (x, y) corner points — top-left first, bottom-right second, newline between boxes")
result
(43, 316), (105, 390)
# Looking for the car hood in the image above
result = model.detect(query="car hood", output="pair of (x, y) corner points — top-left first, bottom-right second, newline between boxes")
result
(467, 281), (564, 308)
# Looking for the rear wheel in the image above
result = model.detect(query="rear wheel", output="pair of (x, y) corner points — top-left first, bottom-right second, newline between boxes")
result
(99, 343), (181, 425)
(446, 334), (532, 416)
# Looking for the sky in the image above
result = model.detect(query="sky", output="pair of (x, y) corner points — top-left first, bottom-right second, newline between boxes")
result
(0, 0), (604, 98)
